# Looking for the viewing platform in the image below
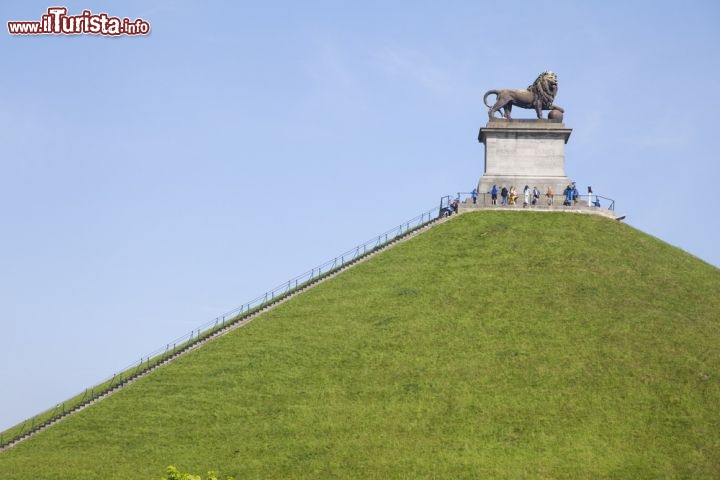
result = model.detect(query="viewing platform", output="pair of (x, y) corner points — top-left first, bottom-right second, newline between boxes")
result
(454, 192), (620, 220)
(470, 116), (622, 220)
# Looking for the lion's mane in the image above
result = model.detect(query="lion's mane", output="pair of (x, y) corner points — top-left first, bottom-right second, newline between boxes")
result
(527, 71), (558, 110)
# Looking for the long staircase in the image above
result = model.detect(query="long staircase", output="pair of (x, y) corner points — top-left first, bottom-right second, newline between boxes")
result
(1, 190), (622, 450)
(0, 201), (451, 451)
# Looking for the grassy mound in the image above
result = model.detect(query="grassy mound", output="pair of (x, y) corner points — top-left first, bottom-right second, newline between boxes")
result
(2, 212), (719, 479)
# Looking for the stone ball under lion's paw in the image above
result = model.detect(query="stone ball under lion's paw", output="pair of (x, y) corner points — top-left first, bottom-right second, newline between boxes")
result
(548, 109), (564, 121)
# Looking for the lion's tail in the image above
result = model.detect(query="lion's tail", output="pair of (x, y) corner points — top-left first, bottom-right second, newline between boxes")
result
(483, 90), (499, 108)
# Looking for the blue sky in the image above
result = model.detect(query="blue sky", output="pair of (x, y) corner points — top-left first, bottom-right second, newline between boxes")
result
(1, 0), (718, 431)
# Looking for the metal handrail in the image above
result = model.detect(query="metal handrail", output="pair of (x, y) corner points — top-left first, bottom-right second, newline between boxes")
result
(0, 198), (449, 447)
(456, 190), (616, 212)
(3, 186), (622, 447)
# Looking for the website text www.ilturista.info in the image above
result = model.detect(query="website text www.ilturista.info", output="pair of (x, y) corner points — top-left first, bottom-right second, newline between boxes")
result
(8, 7), (150, 36)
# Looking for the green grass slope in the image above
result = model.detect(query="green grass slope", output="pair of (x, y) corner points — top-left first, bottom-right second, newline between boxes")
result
(2, 212), (719, 479)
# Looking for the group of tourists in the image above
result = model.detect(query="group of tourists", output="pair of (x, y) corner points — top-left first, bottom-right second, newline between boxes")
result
(561, 183), (600, 207)
(562, 183), (579, 206)
(483, 182), (599, 208)
(441, 197), (460, 217)
(444, 182), (601, 217)
(489, 184), (548, 207)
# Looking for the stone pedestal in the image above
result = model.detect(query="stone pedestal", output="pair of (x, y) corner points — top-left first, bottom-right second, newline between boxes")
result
(477, 119), (573, 196)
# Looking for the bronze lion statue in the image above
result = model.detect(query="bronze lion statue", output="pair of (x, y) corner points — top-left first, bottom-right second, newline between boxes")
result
(484, 71), (564, 120)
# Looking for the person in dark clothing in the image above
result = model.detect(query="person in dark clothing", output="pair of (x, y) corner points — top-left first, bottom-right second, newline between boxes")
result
(500, 185), (508, 206)
(572, 183), (579, 205)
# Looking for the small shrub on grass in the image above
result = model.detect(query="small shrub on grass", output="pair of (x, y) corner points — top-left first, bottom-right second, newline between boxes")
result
(160, 465), (234, 480)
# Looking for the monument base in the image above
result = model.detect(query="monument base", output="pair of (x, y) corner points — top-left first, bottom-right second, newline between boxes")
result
(477, 119), (573, 197)
(477, 175), (573, 200)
